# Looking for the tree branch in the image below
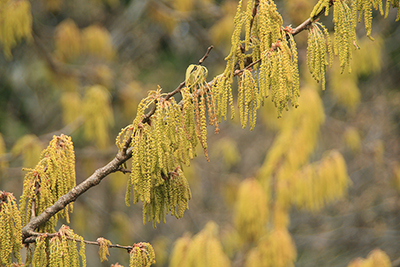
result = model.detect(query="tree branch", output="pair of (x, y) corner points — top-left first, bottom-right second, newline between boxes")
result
(24, 231), (135, 251)
(22, 148), (133, 241)
(21, 46), (214, 243)
(142, 45), (214, 124)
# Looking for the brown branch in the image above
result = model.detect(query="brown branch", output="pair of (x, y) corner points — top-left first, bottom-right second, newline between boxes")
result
(142, 46), (214, 124)
(22, 147), (133, 242)
(290, 0), (334, 36)
(249, 0), (260, 30)
(24, 231), (135, 251)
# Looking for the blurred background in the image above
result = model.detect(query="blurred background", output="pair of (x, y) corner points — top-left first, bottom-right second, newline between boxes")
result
(1, 0), (400, 266)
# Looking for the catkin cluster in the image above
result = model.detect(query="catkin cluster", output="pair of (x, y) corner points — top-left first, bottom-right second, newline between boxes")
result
(169, 222), (231, 267)
(214, 0), (300, 121)
(31, 225), (86, 267)
(259, 35), (300, 117)
(292, 150), (350, 211)
(117, 89), (193, 227)
(307, 22), (333, 90)
(0, 0), (32, 58)
(233, 179), (268, 243)
(129, 242), (156, 267)
(185, 64), (219, 160)
(0, 191), (22, 266)
(333, 0), (358, 73)
(347, 249), (391, 267)
(245, 228), (297, 267)
(19, 134), (76, 233)
(97, 237), (112, 262)
(238, 69), (259, 130)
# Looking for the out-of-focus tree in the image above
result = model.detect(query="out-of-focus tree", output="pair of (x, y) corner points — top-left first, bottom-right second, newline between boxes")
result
(1, 0), (400, 266)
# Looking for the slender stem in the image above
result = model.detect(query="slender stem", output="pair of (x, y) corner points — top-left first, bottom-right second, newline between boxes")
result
(142, 46), (214, 124)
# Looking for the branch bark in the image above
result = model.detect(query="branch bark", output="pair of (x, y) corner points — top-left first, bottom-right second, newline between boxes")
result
(22, 148), (132, 241)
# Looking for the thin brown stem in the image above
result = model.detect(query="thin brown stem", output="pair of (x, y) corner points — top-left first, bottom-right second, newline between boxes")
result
(24, 231), (134, 251)
(142, 46), (214, 124)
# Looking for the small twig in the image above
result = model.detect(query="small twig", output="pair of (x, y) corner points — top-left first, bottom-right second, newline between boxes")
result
(142, 45), (214, 124)
(117, 167), (132, 174)
(24, 232), (134, 251)
(198, 45), (214, 65)
(291, 0), (334, 36)
(249, 0), (260, 30)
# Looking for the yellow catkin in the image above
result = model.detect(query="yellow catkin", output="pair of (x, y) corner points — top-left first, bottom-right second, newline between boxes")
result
(310, 0), (330, 18)
(81, 25), (115, 60)
(33, 225), (86, 267)
(122, 89), (193, 227)
(97, 237), (112, 262)
(292, 150), (350, 211)
(307, 22), (332, 90)
(19, 135), (76, 233)
(0, 192), (22, 266)
(129, 243), (156, 267)
(234, 178), (268, 243)
(333, 0), (357, 73)
(246, 228), (296, 267)
(170, 222), (231, 267)
(83, 85), (114, 150)
(54, 19), (81, 62)
(0, 0), (32, 58)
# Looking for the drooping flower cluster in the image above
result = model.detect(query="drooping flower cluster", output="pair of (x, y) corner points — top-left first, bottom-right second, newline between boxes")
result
(19, 134), (76, 233)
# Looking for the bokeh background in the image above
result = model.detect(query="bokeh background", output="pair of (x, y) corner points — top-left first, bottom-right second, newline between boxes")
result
(1, 0), (400, 266)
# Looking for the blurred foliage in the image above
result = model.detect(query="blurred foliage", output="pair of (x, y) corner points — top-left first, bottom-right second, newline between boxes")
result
(0, 0), (400, 266)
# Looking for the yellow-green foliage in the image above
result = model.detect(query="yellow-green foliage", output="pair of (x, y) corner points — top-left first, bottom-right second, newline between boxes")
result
(83, 85), (114, 149)
(169, 221), (231, 267)
(344, 127), (362, 152)
(393, 163), (400, 192)
(291, 150), (350, 211)
(385, 0), (400, 20)
(11, 134), (44, 168)
(82, 25), (115, 60)
(129, 242), (155, 267)
(234, 178), (268, 243)
(43, 0), (62, 12)
(0, 0), (32, 58)
(358, 0), (384, 40)
(186, 64), (219, 159)
(32, 225), (86, 267)
(97, 237), (112, 262)
(307, 22), (333, 90)
(259, 33), (300, 117)
(333, 0), (358, 73)
(54, 19), (81, 62)
(347, 248), (391, 267)
(353, 35), (383, 75)
(257, 87), (325, 188)
(169, 234), (191, 267)
(215, 0), (300, 120)
(20, 134), (76, 233)
(330, 63), (360, 109)
(118, 89), (192, 227)
(0, 133), (8, 175)
(310, 0), (331, 18)
(211, 138), (240, 168)
(0, 191), (22, 266)
(61, 91), (83, 124)
(245, 228), (297, 267)
(238, 69), (259, 130)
